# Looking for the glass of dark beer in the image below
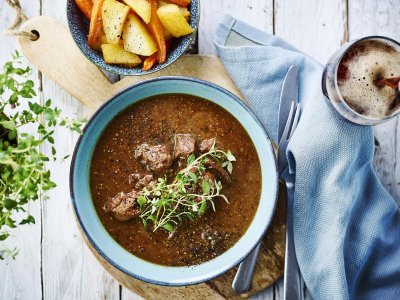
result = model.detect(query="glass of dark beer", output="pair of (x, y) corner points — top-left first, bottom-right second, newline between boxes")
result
(322, 36), (400, 125)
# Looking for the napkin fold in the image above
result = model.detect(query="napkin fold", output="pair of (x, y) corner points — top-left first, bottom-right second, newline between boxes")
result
(214, 15), (400, 300)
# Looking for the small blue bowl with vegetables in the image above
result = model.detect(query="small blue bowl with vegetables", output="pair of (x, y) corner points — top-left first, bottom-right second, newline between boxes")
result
(67, 0), (199, 75)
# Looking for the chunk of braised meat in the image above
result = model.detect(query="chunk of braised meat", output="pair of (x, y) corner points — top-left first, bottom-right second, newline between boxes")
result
(174, 134), (196, 159)
(204, 158), (231, 183)
(134, 143), (173, 173)
(104, 191), (140, 221)
(198, 138), (215, 153)
(129, 173), (155, 190)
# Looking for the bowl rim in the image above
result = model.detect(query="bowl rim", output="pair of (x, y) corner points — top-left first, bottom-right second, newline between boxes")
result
(69, 76), (279, 286)
(66, 0), (200, 76)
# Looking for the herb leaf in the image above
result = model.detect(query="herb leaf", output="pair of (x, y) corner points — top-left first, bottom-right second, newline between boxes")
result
(162, 222), (175, 233)
(0, 51), (86, 260)
(226, 150), (236, 162)
(202, 179), (210, 194)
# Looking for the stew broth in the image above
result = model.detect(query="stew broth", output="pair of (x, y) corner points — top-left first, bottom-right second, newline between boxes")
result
(90, 94), (261, 266)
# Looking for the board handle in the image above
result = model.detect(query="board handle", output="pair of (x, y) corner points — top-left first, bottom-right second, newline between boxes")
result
(18, 16), (113, 111)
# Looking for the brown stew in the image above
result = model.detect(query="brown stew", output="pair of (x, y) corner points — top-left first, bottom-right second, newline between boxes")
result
(90, 94), (261, 266)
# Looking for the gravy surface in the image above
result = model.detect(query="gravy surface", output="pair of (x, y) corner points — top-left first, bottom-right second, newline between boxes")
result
(90, 94), (261, 266)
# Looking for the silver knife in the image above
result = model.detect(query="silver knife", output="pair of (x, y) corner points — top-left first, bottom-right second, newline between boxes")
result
(231, 65), (300, 294)
(278, 66), (302, 300)
(278, 65), (298, 140)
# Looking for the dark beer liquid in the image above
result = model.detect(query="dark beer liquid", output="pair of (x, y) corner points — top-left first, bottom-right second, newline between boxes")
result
(337, 39), (400, 118)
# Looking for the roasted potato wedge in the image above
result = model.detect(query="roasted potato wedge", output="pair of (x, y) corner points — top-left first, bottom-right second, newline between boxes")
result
(179, 7), (190, 20)
(158, 1), (189, 20)
(123, 14), (157, 56)
(121, 0), (151, 24)
(102, 0), (130, 44)
(159, 1), (189, 40)
(157, 4), (193, 38)
(101, 43), (142, 66)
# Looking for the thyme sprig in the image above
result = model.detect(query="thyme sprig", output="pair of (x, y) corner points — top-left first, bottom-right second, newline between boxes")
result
(138, 143), (236, 233)
(0, 51), (86, 259)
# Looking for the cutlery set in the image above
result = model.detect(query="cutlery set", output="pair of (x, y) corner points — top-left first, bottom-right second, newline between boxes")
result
(233, 66), (302, 299)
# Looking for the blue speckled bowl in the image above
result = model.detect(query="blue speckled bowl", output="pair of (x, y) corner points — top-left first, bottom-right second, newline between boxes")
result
(70, 77), (278, 286)
(66, 0), (199, 75)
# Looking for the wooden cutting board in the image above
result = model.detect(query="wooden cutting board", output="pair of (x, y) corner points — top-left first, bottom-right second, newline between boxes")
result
(18, 16), (286, 299)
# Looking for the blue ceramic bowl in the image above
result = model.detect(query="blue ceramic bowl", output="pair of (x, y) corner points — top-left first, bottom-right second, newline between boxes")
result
(66, 0), (199, 75)
(70, 77), (278, 286)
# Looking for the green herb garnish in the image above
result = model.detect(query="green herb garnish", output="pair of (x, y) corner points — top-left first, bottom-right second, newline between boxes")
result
(139, 142), (236, 233)
(0, 51), (86, 259)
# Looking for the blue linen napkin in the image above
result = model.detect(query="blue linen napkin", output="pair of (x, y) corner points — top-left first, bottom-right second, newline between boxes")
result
(214, 15), (400, 300)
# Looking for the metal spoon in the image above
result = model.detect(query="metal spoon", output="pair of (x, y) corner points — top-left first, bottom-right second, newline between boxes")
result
(231, 243), (261, 293)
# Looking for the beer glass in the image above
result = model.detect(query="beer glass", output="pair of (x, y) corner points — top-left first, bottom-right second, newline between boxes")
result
(322, 36), (400, 125)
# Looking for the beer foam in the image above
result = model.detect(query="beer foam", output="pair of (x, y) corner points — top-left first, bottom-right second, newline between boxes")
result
(337, 39), (400, 118)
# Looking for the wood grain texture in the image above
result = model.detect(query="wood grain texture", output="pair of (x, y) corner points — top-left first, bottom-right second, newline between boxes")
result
(199, 0), (273, 55)
(19, 17), (113, 111)
(348, 0), (400, 202)
(39, 2), (121, 299)
(0, 1), (42, 299)
(1, 0), (400, 299)
(274, 0), (347, 64)
(113, 55), (245, 102)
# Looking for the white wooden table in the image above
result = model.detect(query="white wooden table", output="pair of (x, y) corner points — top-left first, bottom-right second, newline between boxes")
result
(1, 0), (399, 299)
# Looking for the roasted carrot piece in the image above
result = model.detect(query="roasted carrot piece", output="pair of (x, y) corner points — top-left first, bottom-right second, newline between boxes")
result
(88, 0), (105, 49)
(142, 40), (171, 71)
(142, 53), (158, 71)
(165, 0), (191, 7)
(148, 0), (167, 63)
(75, 0), (93, 19)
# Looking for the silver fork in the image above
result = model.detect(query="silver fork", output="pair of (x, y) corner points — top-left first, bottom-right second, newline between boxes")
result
(232, 102), (301, 295)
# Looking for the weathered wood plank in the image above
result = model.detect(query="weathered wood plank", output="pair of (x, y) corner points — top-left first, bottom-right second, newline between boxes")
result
(121, 287), (143, 299)
(348, 0), (400, 203)
(199, 0), (273, 55)
(40, 1), (120, 299)
(274, 0), (348, 298)
(3, 0), (399, 299)
(0, 1), (42, 299)
(275, 0), (347, 64)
